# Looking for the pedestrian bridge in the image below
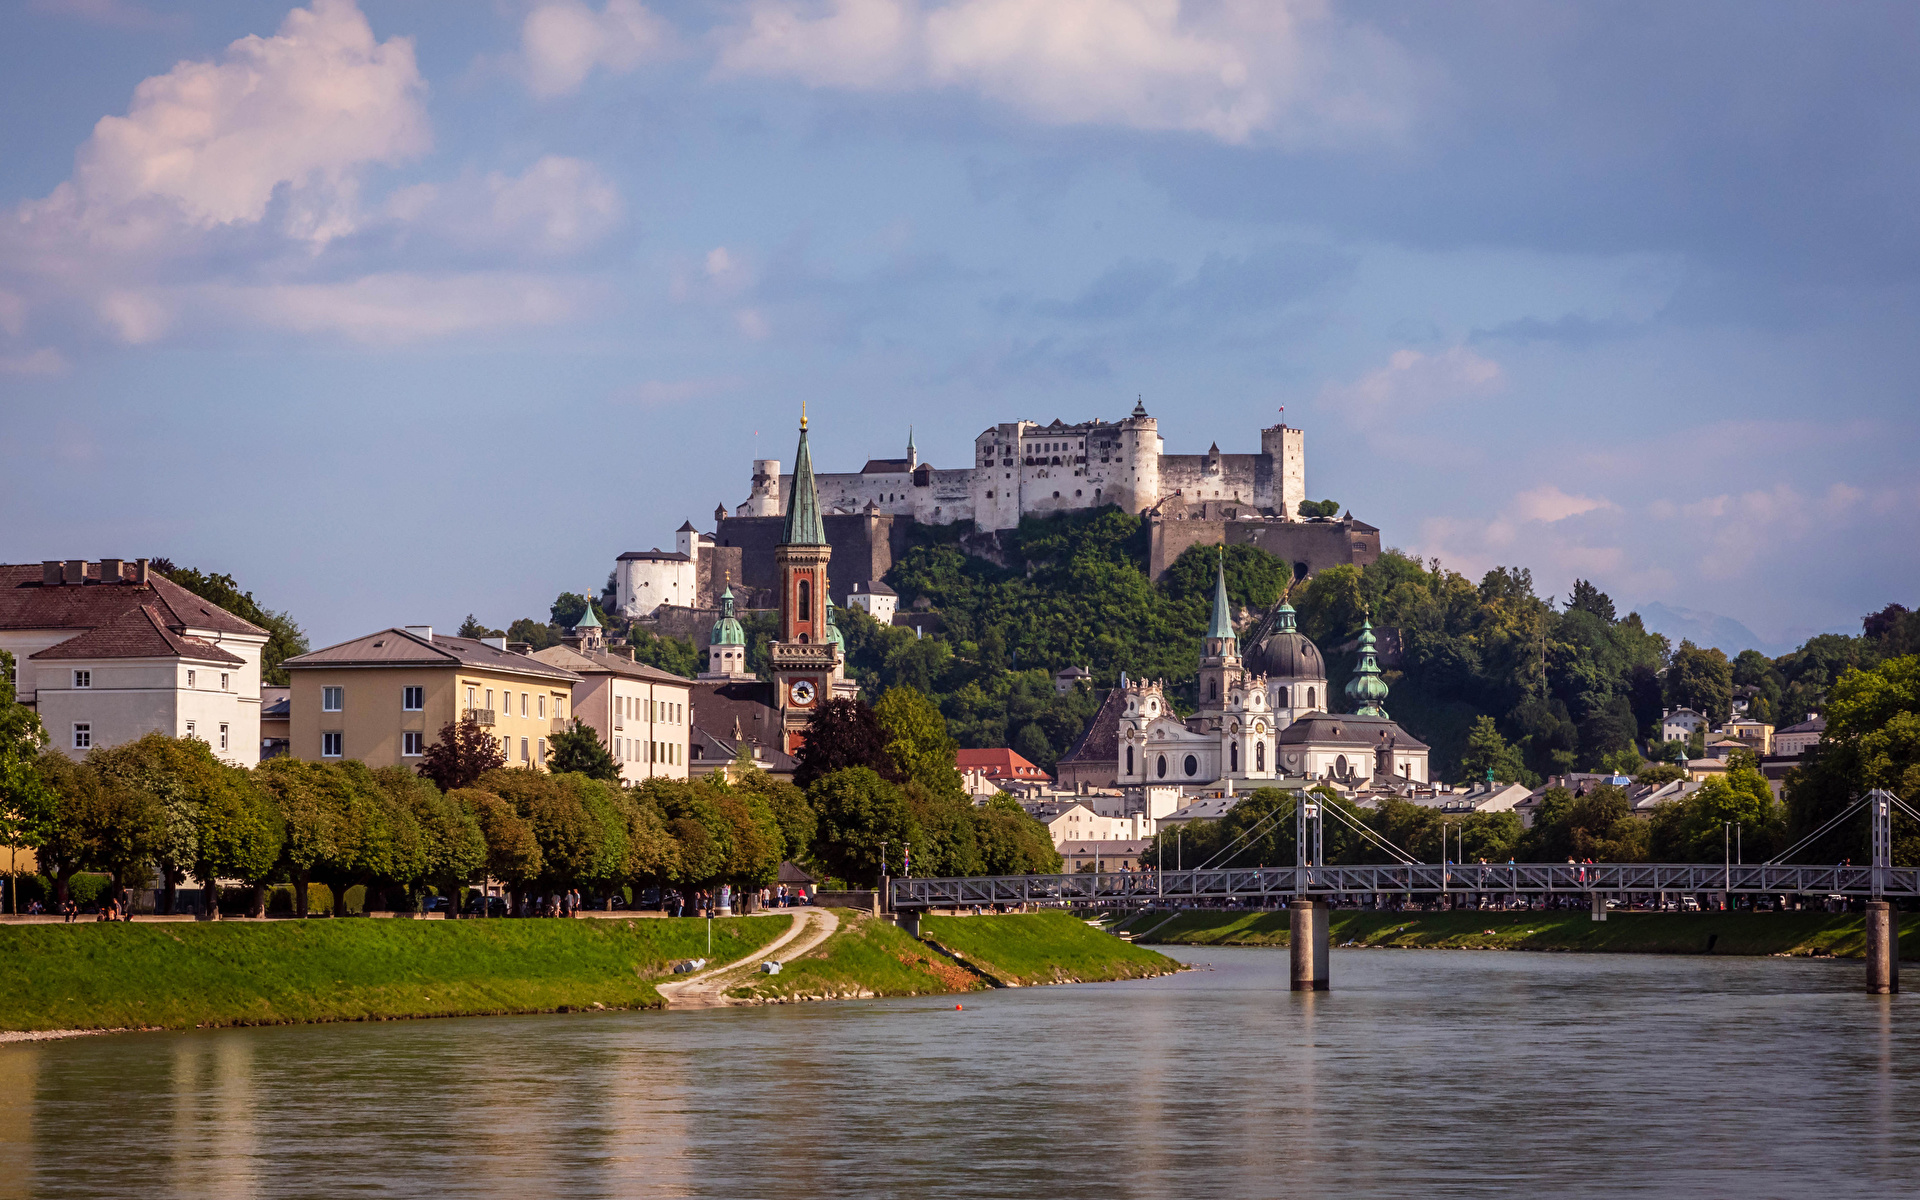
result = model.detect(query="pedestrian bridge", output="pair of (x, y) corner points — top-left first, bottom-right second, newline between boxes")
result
(887, 861), (1920, 911)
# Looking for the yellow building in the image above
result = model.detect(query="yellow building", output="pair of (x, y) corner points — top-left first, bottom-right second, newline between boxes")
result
(281, 626), (581, 770)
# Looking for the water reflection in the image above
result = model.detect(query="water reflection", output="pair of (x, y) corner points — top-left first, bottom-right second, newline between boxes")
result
(2, 949), (1915, 1199)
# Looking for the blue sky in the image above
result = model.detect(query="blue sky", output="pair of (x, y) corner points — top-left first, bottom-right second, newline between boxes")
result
(2, 0), (1915, 651)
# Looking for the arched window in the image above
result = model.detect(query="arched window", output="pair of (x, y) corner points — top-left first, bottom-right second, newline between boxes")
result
(1306, 687), (1315, 709)
(1277, 687), (1289, 707)
(1126, 746), (1134, 775)
(1255, 742), (1265, 771)
(1230, 742), (1239, 772)
(1183, 754), (1198, 777)
(1335, 754), (1347, 776)
(1156, 754), (1168, 779)
(798, 578), (812, 623)
(1209, 679), (1218, 700)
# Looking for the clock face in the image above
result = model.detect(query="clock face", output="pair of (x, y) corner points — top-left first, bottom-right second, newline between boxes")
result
(790, 680), (817, 706)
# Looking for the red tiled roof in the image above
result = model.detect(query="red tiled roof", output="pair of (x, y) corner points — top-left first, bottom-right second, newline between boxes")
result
(0, 563), (266, 637)
(955, 748), (1049, 778)
(29, 603), (245, 665)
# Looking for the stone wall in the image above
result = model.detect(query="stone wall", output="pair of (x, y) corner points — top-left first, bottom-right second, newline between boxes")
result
(1148, 514), (1381, 581)
(710, 510), (907, 601)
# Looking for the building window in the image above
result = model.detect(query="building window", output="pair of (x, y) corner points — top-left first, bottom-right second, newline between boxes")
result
(72, 723), (90, 750)
(520, 737), (530, 761)
(187, 670), (196, 688)
(322, 732), (343, 757)
(1256, 742), (1265, 771)
(1157, 754), (1167, 779)
(1230, 742), (1239, 772)
(485, 688), (493, 712)
(221, 673), (230, 691)
(1278, 687), (1289, 707)
(403, 686), (424, 711)
(403, 731), (425, 756)
(185, 720), (196, 739)
(1306, 687), (1315, 709)
(798, 578), (812, 623)
(219, 723), (229, 751)
(521, 693), (528, 718)
(1184, 754), (1198, 777)
(538, 695), (546, 719)
(1126, 746), (1134, 775)
(73, 670), (91, 689)
(537, 737), (546, 760)
(322, 686), (344, 712)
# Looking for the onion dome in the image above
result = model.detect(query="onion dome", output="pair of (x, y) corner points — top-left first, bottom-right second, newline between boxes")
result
(710, 587), (746, 647)
(1344, 616), (1391, 718)
(1243, 595), (1324, 682)
(825, 594), (845, 650)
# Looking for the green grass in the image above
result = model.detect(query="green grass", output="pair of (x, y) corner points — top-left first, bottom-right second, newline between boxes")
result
(1122, 908), (1920, 959)
(920, 911), (1181, 986)
(727, 910), (985, 1002)
(0, 915), (791, 1032)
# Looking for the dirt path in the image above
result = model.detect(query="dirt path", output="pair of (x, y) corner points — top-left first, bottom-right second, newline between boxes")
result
(657, 908), (840, 1010)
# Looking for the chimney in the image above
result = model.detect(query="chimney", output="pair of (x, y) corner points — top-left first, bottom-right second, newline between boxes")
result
(481, 637), (507, 651)
(42, 561), (60, 586)
(404, 625), (433, 642)
(64, 559), (87, 585)
(135, 558), (151, 585)
(101, 558), (123, 583)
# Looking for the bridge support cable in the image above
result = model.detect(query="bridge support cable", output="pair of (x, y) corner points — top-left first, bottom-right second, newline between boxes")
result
(1316, 799), (1419, 867)
(1191, 795), (1302, 874)
(1762, 793), (1875, 868)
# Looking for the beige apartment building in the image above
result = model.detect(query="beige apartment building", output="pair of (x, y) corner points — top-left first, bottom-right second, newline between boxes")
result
(281, 626), (581, 770)
(532, 618), (693, 784)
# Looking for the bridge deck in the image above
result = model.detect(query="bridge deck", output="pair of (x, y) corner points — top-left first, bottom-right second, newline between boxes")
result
(889, 863), (1920, 909)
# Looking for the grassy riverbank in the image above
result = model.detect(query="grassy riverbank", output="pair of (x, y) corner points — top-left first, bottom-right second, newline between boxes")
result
(0, 916), (790, 1032)
(725, 909), (1183, 1002)
(1120, 908), (1920, 957)
(921, 911), (1180, 986)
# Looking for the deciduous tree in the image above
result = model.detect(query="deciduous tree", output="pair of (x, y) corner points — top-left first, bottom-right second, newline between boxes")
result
(418, 716), (506, 793)
(794, 698), (896, 789)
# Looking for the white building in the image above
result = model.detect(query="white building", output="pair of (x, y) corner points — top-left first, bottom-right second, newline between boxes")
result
(845, 580), (897, 625)
(0, 560), (267, 765)
(614, 523), (713, 617)
(1660, 707), (1708, 744)
(1773, 714), (1826, 758)
(738, 402), (1309, 532)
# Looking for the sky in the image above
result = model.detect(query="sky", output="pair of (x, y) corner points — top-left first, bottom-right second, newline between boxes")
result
(1, 0), (1916, 653)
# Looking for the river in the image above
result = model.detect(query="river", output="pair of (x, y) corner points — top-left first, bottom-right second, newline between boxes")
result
(2, 946), (1914, 1198)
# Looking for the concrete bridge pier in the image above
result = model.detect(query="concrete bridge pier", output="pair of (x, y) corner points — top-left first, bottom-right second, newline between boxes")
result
(896, 909), (921, 938)
(1590, 892), (1607, 922)
(1866, 901), (1899, 994)
(1290, 899), (1329, 991)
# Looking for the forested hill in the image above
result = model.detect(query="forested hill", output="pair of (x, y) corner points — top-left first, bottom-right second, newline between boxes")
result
(824, 508), (1915, 784)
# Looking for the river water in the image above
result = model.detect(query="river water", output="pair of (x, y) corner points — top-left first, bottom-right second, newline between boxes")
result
(2, 946), (1914, 1198)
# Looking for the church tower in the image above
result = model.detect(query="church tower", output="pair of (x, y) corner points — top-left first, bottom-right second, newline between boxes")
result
(1197, 553), (1241, 715)
(769, 408), (843, 753)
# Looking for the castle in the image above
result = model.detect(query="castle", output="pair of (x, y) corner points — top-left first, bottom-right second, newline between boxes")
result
(735, 399), (1305, 532)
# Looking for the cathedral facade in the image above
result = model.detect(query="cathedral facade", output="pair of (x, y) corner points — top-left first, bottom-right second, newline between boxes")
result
(736, 400), (1307, 533)
(1114, 561), (1432, 791)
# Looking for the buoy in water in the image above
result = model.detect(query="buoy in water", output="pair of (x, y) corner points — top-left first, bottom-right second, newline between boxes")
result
(955, 1004), (963, 1010)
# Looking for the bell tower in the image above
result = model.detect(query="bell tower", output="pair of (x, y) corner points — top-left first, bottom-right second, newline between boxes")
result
(1197, 552), (1241, 718)
(769, 406), (843, 753)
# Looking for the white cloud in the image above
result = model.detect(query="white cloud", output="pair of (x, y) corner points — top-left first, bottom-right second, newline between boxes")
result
(63, 0), (427, 234)
(96, 290), (171, 344)
(1323, 345), (1503, 416)
(216, 273), (584, 343)
(383, 157), (622, 255)
(0, 348), (69, 376)
(1512, 484), (1616, 524)
(716, 0), (1419, 144)
(522, 0), (670, 98)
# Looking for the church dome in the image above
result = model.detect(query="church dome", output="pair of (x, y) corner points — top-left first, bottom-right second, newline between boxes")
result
(1243, 600), (1325, 681)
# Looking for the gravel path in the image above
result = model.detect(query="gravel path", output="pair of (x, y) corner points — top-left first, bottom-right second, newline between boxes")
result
(656, 908), (841, 1010)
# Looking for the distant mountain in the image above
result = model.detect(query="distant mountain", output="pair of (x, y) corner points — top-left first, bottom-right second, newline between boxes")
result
(1633, 602), (1787, 658)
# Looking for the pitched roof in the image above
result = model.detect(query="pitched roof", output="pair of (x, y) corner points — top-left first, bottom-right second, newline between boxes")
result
(1058, 686), (1125, 766)
(861, 458), (911, 474)
(1777, 715), (1827, 735)
(689, 719), (797, 773)
(616, 549), (691, 562)
(783, 420), (826, 546)
(531, 643), (692, 684)
(1275, 713), (1430, 751)
(955, 748), (1049, 778)
(282, 629), (581, 682)
(0, 563), (266, 638)
(29, 603), (245, 665)
(850, 580), (897, 596)
(690, 678), (782, 748)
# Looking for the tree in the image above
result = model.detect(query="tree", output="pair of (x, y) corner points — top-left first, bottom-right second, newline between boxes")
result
(152, 563), (308, 685)
(548, 719), (620, 782)
(808, 767), (918, 887)
(549, 592), (606, 629)
(458, 614), (505, 639)
(506, 618), (561, 651)
(1633, 762), (1687, 787)
(1599, 746), (1645, 776)
(970, 795), (1063, 875)
(874, 686), (965, 798)
(418, 716), (506, 792)
(88, 733), (242, 914)
(793, 698), (896, 789)
(373, 766), (482, 914)
(1297, 499), (1341, 518)
(1650, 755), (1784, 862)
(1566, 580), (1616, 624)
(193, 762), (282, 918)
(1785, 654), (1920, 862)
(33, 753), (166, 905)
(254, 758), (340, 918)
(0, 652), (52, 905)
(478, 768), (600, 901)
(1460, 716), (1534, 785)
(1667, 640), (1734, 726)
(454, 787), (543, 906)
(731, 762), (815, 866)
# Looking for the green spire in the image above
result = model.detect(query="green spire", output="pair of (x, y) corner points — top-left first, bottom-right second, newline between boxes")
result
(781, 407), (826, 546)
(1344, 616), (1390, 717)
(711, 586), (745, 647)
(1207, 552), (1234, 643)
(1274, 582), (1297, 632)
(574, 595), (602, 629)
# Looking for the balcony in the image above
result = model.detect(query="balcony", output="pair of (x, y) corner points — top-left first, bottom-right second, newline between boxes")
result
(462, 708), (495, 727)
(551, 718), (569, 735)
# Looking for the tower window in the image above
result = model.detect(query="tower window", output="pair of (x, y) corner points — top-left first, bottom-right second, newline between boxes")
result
(1230, 742), (1239, 772)
(1157, 754), (1167, 779)
(1126, 746), (1134, 775)
(1256, 742), (1265, 771)
(798, 578), (811, 623)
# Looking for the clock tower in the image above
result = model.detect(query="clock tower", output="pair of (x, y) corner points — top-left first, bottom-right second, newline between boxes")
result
(769, 407), (847, 753)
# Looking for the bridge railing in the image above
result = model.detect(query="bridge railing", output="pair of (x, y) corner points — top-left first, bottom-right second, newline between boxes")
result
(887, 863), (1920, 909)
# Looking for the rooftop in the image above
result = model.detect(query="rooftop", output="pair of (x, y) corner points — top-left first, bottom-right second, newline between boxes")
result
(282, 629), (582, 682)
(0, 561), (266, 638)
